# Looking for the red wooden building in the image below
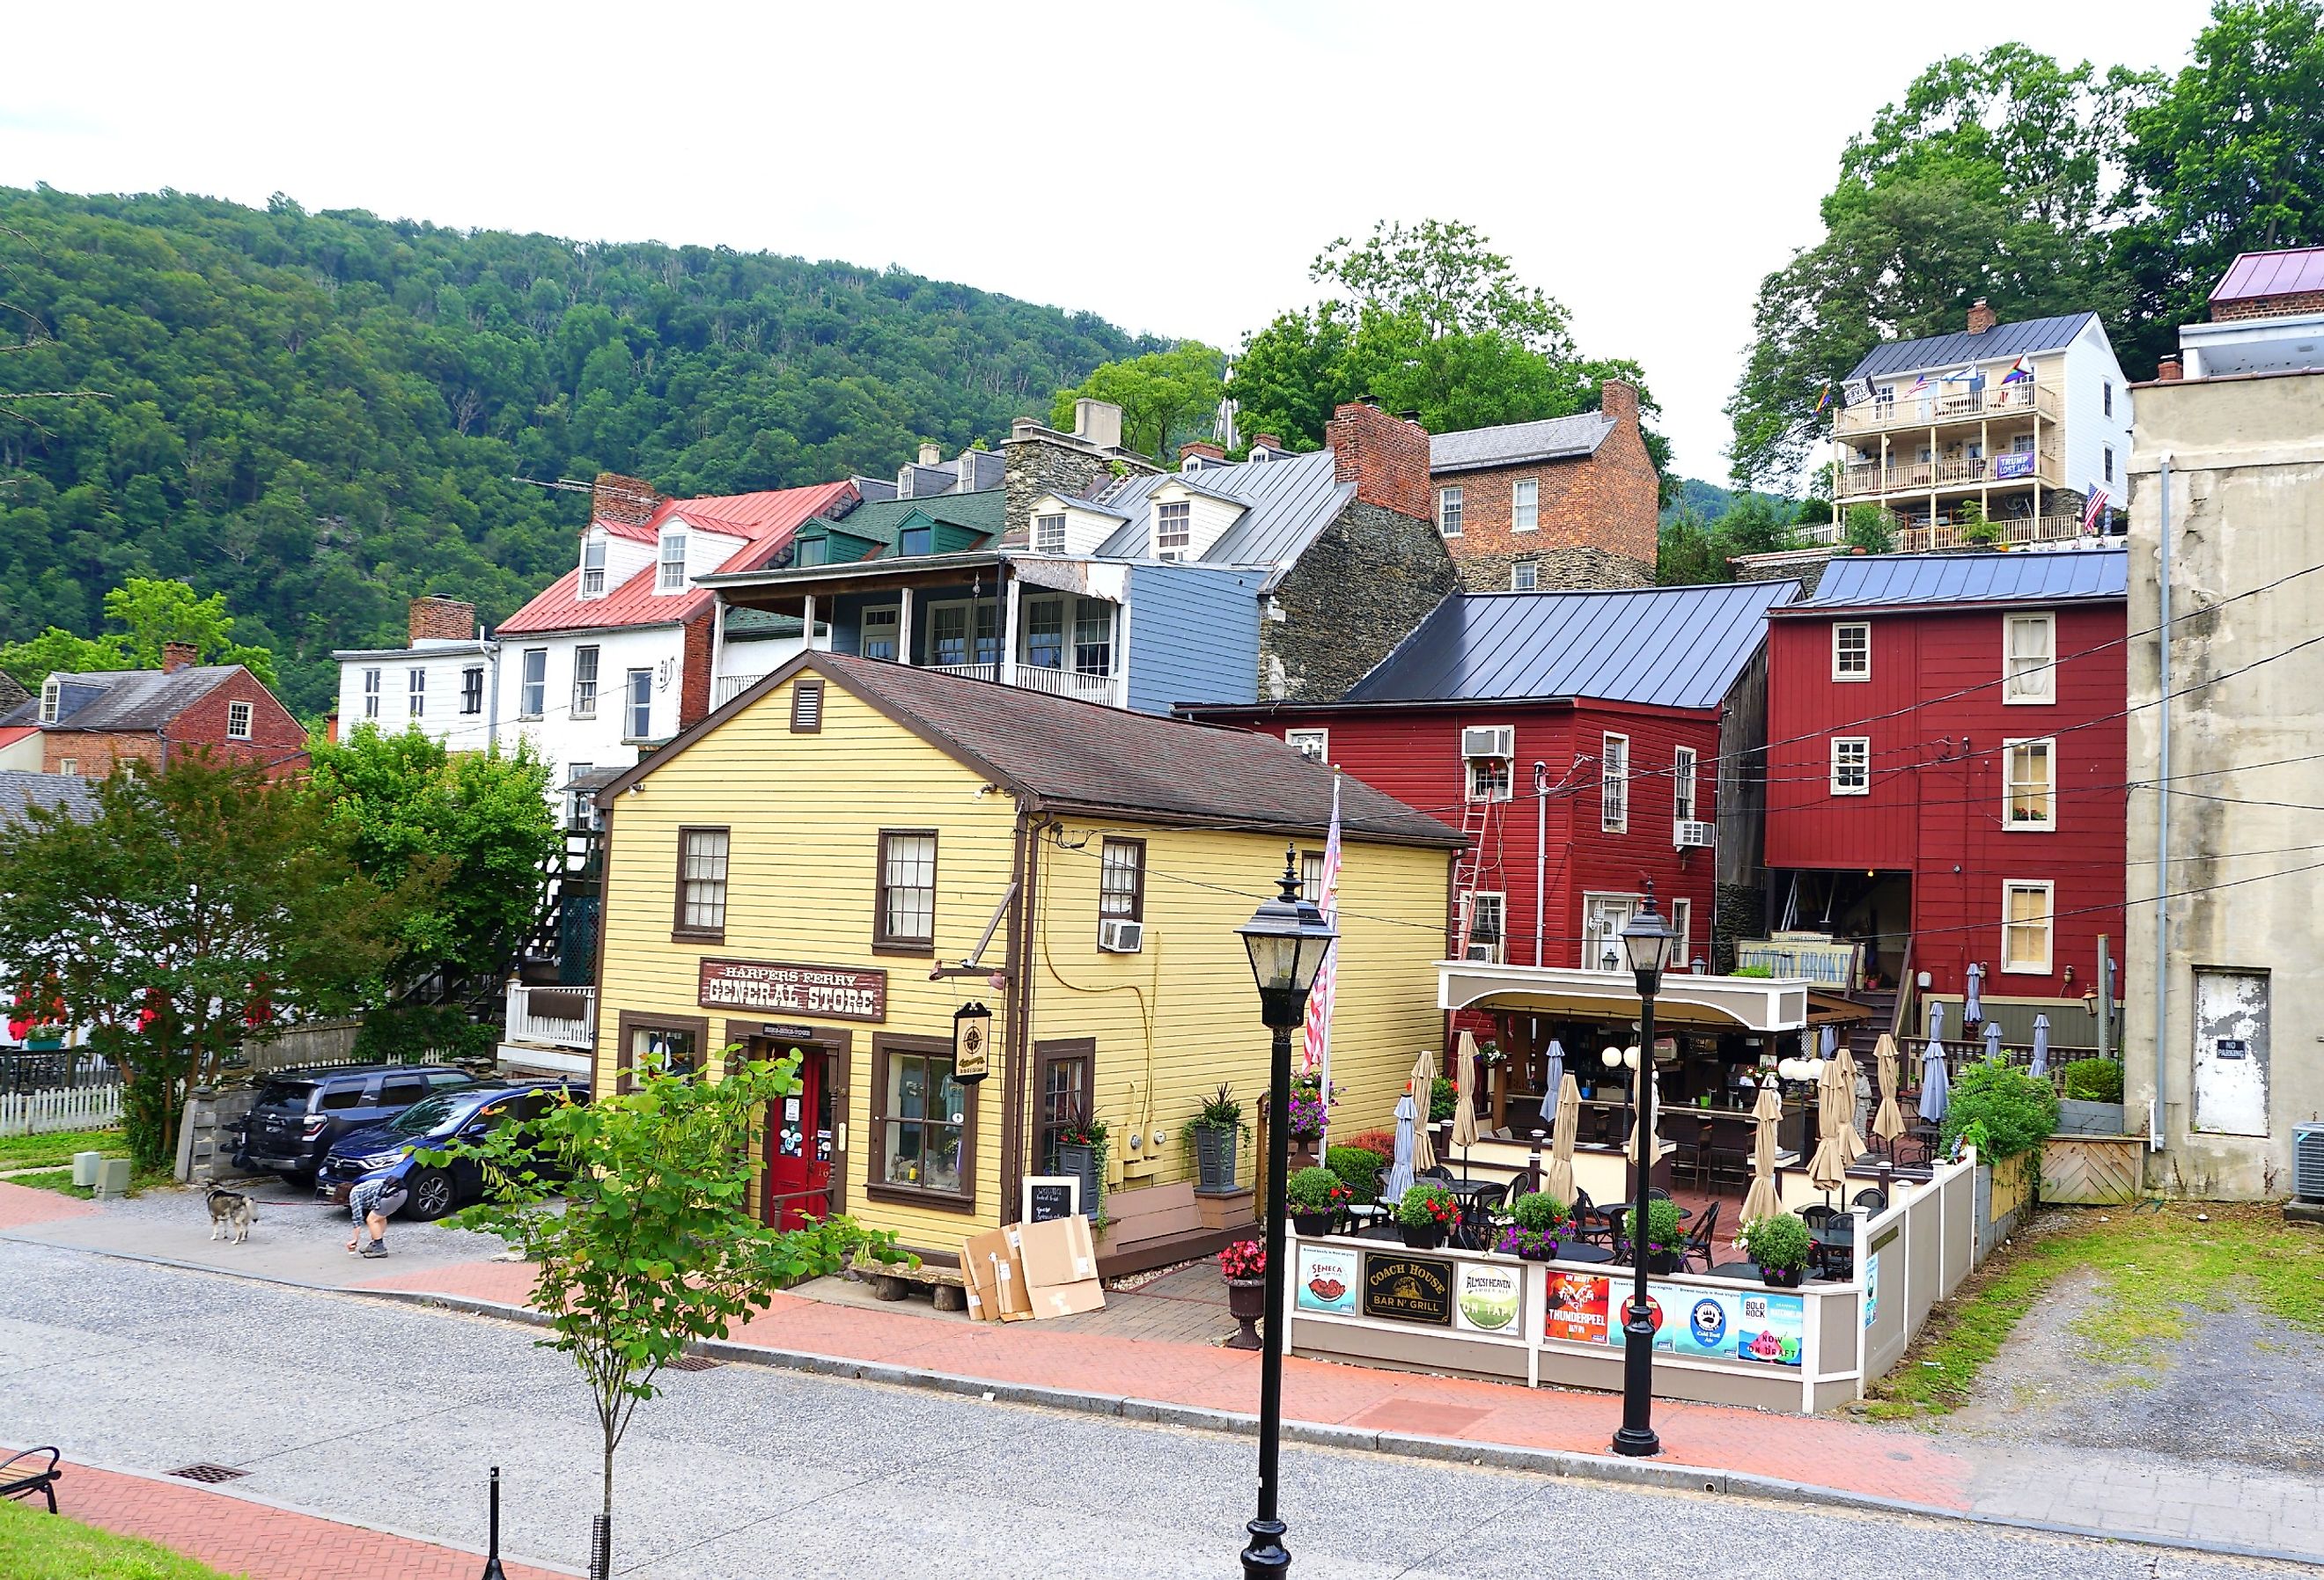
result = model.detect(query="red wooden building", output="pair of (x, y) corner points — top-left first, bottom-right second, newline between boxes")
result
(1761, 549), (2127, 1022)
(1184, 581), (1798, 973)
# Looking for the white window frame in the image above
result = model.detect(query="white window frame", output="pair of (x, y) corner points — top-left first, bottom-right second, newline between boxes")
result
(58, 757), (77, 776)
(1511, 477), (1538, 533)
(1830, 736), (1871, 795)
(1033, 512), (1066, 553)
(927, 599), (999, 668)
(519, 649), (547, 719)
(1832, 621), (1871, 682)
(2003, 737), (2056, 831)
(1511, 559), (1538, 592)
(2004, 612), (2056, 703)
(2103, 380), (2113, 418)
(624, 668), (653, 741)
(226, 700), (254, 740)
(1670, 898), (1693, 973)
(407, 668), (425, 718)
(2001, 880), (2055, 975)
(860, 604), (901, 662)
(571, 644), (600, 719)
(1582, 893), (1637, 973)
(1286, 728), (1328, 763)
(579, 533), (607, 599)
(38, 675), (60, 724)
(1437, 485), (1463, 538)
(656, 527), (688, 593)
(1463, 891), (1507, 961)
(1600, 732), (1629, 832)
(1155, 500), (1191, 557)
(1673, 746), (1698, 823)
(362, 668), (381, 720)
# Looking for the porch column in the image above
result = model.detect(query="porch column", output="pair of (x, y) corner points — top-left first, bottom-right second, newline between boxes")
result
(802, 593), (817, 655)
(897, 585), (914, 666)
(1001, 570), (1020, 688)
(709, 593), (727, 698)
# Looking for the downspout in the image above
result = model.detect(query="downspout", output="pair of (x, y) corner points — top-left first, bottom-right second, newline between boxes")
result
(483, 623), (501, 753)
(1532, 761), (1548, 966)
(2151, 455), (2173, 1153)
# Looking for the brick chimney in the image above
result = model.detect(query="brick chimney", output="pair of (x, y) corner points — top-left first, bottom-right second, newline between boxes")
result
(408, 594), (477, 644)
(161, 641), (198, 674)
(1178, 440), (1226, 468)
(1323, 401), (1431, 521)
(1250, 433), (1283, 453)
(592, 472), (663, 529)
(1966, 298), (1998, 335)
(1599, 378), (1640, 424)
(2155, 356), (2185, 382)
(918, 442), (943, 466)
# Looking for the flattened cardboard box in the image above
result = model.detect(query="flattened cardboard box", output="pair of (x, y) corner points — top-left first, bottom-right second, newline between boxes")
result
(963, 1226), (1031, 1321)
(1014, 1215), (1099, 1289)
(1029, 1277), (1104, 1319)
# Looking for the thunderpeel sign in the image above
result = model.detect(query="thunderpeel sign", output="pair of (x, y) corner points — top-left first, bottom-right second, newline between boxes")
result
(697, 959), (888, 1022)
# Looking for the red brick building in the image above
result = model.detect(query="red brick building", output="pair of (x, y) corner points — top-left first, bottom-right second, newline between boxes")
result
(1428, 380), (1660, 594)
(4, 643), (308, 778)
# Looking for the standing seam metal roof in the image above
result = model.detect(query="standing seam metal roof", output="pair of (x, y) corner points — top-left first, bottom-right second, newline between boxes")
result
(1783, 549), (2128, 611)
(1343, 581), (1801, 709)
(1094, 450), (1356, 589)
(2210, 247), (2324, 304)
(1848, 313), (2099, 381)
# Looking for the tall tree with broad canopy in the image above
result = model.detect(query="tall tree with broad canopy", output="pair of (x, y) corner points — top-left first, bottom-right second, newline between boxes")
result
(1048, 342), (1226, 461)
(0, 755), (411, 1168)
(1, 577), (278, 690)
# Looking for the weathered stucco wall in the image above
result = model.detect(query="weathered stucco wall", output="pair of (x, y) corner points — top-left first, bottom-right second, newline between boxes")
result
(2125, 371), (2324, 1199)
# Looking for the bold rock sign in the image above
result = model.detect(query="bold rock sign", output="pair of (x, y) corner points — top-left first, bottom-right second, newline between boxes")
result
(697, 959), (887, 1022)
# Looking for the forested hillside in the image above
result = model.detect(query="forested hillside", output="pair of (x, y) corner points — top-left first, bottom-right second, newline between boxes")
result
(0, 187), (1158, 711)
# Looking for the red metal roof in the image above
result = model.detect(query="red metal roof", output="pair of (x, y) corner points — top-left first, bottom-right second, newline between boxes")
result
(498, 481), (857, 636)
(2210, 246), (2324, 304)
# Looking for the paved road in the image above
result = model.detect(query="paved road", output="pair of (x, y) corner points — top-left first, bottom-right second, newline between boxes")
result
(0, 1240), (2297, 1580)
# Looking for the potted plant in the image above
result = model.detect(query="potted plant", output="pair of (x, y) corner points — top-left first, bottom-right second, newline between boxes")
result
(1323, 1144), (1384, 1206)
(1625, 1198), (1688, 1274)
(1219, 1238), (1266, 1350)
(1738, 1212), (1813, 1289)
(1287, 1166), (1349, 1236)
(1396, 1183), (1459, 1249)
(2056, 1058), (2126, 1135)
(1055, 1105), (1107, 1221)
(1186, 1083), (1245, 1192)
(1283, 1072), (1338, 1172)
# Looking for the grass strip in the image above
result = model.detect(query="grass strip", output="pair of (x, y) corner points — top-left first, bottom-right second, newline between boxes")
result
(5, 1165), (177, 1200)
(0, 1128), (128, 1171)
(0, 1495), (240, 1578)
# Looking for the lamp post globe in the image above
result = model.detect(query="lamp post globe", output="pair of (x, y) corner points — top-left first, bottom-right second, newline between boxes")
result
(1234, 847), (1337, 1576)
(1612, 885), (1677, 1459)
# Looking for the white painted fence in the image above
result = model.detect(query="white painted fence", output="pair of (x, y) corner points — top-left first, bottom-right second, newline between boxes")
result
(0, 1083), (124, 1137)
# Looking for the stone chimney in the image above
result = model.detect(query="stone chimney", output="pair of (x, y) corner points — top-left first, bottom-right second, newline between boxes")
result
(1966, 298), (1998, 335)
(1072, 399), (1123, 451)
(1599, 378), (1640, 424)
(1002, 398), (1157, 546)
(161, 641), (198, 674)
(1323, 401), (1431, 521)
(1178, 440), (1226, 469)
(2155, 356), (2185, 382)
(918, 442), (943, 466)
(408, 594), (477, 644)
(1250, 433), (1283, 454)
(592, 472), (663, 528)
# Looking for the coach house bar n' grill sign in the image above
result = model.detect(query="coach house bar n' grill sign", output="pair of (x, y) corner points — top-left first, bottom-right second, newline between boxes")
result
(588, 650), (1460, 1278)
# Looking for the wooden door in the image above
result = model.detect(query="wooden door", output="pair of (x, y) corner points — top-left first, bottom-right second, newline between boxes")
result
(764, 1043), (839, 1229)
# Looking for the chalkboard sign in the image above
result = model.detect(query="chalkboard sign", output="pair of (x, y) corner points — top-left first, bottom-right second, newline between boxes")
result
(1023, 1175), (1080, 1224)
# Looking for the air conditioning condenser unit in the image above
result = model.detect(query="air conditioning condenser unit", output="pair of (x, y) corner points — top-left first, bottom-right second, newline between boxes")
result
(1674, 819), (1715, 849)
(2295, 1123), (2324, 1203)
(1098, 918), (1144, 953)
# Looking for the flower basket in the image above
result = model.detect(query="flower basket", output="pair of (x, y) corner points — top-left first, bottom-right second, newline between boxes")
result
(1760, 1263), (1805, 1289)
(1286, 1166), (1349, 1238)
(1399, 1219), (1446, 1250)
(1219, 1239), (1266, 1350)
(1394, 1183), (1459, 1249)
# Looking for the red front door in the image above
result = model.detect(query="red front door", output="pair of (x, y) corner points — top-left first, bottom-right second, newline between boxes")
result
(764, 1045), (836, 1230)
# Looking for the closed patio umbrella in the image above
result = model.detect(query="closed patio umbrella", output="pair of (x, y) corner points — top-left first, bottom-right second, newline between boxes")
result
(1872, 1033), (1907, 1144)
(1739, 1084), (1783, 1227)
(1982, 1020), (2004, 1062)
(1383, 1092), (1418, 1204)
(1806, 1060), (1848, 1194)
(1536, 1040), (1567, 1129)
(1542, 1072), (1579, 1209)
(1623, 1060), (1662, 1165)
(1451, 1029), (1482, 1172)
(2029, 1014), (2052, 1077)
(1831, 1043), (1868, 1164)
(1927, 999), (1945, 1043)
(1964, 962), (1985, 1025)
(1919, 1040), (1951, 1125)
(1408, 1049), (1438, 1175)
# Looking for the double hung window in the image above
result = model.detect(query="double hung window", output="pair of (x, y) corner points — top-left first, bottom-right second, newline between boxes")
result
(571, 645), (599, 718)
(226, 701), (254, 739)
(1600, 733), (1629, 832)
(625, 669), (652, 740)
(519, 650), (547, 718)
(2002, 882), (2054, 974)
(2004, 739), (2056, 829)
(1099, 839), (1144, 921)
(408, 669), (426, 717)
(657, 529), (687, 592)
(2004, 614), (2056, 703)
(1831, 737), (1871, 794)
(1437, 486), (1463, 537)
(877, 831), (938, 949)
(580, 534), (607, 598)
(1832, 622), (1870, 680)
(675, 827), (730, 937)
(1511, 478), (1538, 532)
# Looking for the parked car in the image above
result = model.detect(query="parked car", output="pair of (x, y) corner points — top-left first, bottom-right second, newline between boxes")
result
(315, 1079), (589, 1221)
(233, 1064), (474, 1184)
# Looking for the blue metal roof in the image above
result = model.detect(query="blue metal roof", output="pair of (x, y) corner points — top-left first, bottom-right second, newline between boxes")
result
(1790, 549), (2128, 612)
(1848, 312), (2099, 382)
(1343, 581), (1801, 710)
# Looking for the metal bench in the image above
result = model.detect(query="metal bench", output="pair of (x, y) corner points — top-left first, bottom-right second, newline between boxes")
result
(2, 1446), (61, 1513)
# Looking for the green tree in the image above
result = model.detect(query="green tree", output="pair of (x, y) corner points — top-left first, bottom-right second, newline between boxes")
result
(437, 1047), (902, 1564)
(1714, 495), (1798, 559)
(0, 756), (409, 1168)
(1048, 342), (1226, 461)
(1655, 508), (1728, 586)
(1, 577), (277, 689)
(1843, 503), (1897, 554)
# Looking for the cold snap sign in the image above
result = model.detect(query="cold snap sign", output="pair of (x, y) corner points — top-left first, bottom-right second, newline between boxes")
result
(698, 959), (888, 1023)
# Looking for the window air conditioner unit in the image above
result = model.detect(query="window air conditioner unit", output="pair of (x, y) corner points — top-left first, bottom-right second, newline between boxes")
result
(2295, 1123), (2324, 1204)
(1674, 819), (1716, 849)
(1464, 942), (1502, 964)
(1461, 725), (1514, 761)
(1098, 918), (1144, 954)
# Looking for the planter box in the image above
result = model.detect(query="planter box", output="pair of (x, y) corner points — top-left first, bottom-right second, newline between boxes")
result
(1194, 1186), (1254, 1231)
(2055, 1099), (2128, 1136)
(1192, 1126), (1239, 1192)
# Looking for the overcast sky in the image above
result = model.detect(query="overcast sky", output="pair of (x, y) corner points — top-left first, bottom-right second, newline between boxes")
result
(10, 2), (2210, 483)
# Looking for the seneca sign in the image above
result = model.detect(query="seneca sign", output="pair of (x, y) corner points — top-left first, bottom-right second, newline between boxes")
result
(697, 959), (888, 1023)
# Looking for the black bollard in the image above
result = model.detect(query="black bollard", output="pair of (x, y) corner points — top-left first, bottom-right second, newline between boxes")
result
(481, 1466), (506, 1580)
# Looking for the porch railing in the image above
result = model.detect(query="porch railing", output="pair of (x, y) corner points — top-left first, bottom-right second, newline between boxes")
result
(926, 662), (1117, 706)
(1832, 379), (2059, 437)
(714, 672), (770, 707)
(504, 982), (596, 1051)
(1792, 513), (2094, 553)
(1839, 448), (2061, 497)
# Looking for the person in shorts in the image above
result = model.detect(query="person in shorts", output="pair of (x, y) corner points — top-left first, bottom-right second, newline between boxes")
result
(346, 1170), (408, 1259)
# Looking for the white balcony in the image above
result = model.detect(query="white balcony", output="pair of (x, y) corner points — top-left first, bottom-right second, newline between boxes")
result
(714, 672), (769, 708)
(504, 981), (595, 1051)
(923, 662), (1120, 706)
(1833, 379), (2059, 437)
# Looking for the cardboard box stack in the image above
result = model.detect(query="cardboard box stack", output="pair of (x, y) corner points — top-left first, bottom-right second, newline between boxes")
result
(960, 1217), (1104, 1322)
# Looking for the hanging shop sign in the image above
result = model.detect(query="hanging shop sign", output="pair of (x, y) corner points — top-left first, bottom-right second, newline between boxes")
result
(698, 959), (887, 1022)
(952, 1001), (993, 1084)
(1360, 1253), (1452, 1326)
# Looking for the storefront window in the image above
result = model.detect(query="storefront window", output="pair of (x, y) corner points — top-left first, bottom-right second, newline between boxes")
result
(883, 1048), (966, 1194)
(1037, 1045), (1090, 1176)
(631, 1025), (698, 1078)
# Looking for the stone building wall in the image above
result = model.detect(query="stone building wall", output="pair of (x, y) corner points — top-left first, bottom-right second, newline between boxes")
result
(1261, 500), (1459, 702)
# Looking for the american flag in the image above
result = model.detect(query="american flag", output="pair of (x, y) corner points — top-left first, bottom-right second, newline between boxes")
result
(2082, 486), (2109, 532)
(1300, 772), (1343, 1103)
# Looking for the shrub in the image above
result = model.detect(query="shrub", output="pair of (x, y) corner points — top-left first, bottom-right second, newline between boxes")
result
(1940, 1058), (2060, 1161)
(1508, 1190), (1568, 1233)
(1342, 1128), (1397, 1165)
(1731, 965), (1775, 979)
(2062, 1059), (2124, 1105)
(1739, 1212), (1813, 1273)
(1325, 1144), (1385, 1204)
(1429, 1076), (1457, 1121)
(1287, 1166), (1349, 1212)
(1625, 1198), (1686, 1255)
(1398, 1183), (1459, 1230)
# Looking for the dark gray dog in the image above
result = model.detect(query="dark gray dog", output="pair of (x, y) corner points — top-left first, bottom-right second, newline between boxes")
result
(205, 1187), (257, 1245)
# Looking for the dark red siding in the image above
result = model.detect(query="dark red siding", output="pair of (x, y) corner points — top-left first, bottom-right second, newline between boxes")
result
(1764, 601), (2127, 1000)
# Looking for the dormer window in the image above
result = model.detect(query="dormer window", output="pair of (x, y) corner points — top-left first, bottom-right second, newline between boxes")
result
(39, 675), (61, 724)
(899, 525), (932, 557)
(1157, 501), (1190, 558)
(579, 533), (607, 598)
(1033, 513), (1065, 553)
(657, 527), (688, 592)
(795, 536), (827, 569)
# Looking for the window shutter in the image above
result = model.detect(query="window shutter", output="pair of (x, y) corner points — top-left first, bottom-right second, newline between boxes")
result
(791, 680), (825, 733)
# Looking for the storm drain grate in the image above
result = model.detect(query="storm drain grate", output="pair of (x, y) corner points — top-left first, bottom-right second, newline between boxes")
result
(662, 1355), (721, 1372)
(169, 1464), (247, 1484)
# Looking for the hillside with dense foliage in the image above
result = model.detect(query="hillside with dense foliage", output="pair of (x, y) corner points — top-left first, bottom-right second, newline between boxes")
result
(0, 187), (1158, 711)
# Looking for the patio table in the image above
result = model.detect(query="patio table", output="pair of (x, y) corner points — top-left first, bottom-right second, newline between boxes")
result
(1552, 1243), (1615, 1265)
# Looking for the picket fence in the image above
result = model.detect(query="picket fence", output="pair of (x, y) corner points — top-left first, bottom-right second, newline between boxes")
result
(0, 1084), (125, 1137)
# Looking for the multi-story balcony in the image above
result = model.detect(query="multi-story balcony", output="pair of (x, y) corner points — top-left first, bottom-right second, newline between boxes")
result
(1797, 513), (2089, 551)
(1832, 378), (2059, 437)
(1837, 445), (2062, 500)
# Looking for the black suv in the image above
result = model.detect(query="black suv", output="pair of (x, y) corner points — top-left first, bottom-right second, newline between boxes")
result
(233, 1064), (473, 1184)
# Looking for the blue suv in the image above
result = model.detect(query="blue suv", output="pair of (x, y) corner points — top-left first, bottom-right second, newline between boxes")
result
(315, 1079), (588, 1221)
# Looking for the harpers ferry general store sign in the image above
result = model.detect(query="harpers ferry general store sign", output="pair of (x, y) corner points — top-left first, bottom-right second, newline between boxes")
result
(697, 959), (888, 1023)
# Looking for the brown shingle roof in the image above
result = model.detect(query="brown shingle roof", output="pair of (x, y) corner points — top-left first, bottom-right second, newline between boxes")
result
(610, 651), (1462, 849)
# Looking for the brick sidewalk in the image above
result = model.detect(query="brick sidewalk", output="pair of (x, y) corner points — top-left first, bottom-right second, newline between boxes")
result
(33, 1456), (572, 1579)
(0, 1178), (100, 1231)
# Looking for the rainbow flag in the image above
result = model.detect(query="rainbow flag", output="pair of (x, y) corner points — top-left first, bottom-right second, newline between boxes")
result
(2000, 354), (2034, 385)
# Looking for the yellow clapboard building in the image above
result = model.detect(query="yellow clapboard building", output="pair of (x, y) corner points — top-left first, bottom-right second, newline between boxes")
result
(590, 651), (1460, 1273)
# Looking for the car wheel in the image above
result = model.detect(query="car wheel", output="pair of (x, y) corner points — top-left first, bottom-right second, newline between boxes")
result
(405, 1168), (458, 1222)
(282, 1170), (316, 1190)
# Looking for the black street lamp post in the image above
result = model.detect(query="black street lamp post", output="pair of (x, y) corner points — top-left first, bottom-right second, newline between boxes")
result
(1235, 848), (1339, 1576)
(1612, 886), (1677, 1459)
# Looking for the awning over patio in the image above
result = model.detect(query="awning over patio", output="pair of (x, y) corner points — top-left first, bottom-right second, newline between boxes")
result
(1438, 960), (1813, 1034)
